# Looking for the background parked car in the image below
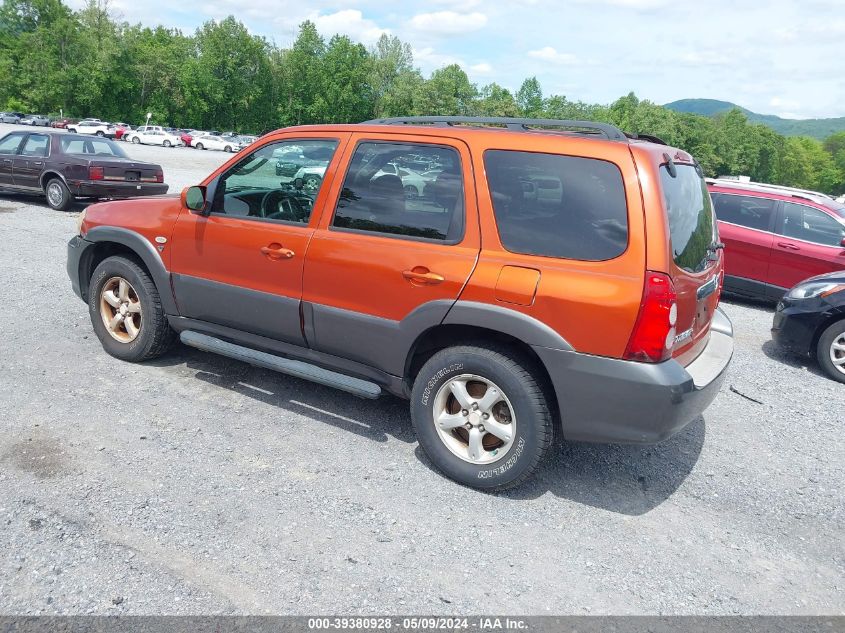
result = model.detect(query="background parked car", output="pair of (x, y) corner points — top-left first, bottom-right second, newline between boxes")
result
(0, 130), (166, 210)
(66, 119), (115, 137)
(772, 271), (845, 383)
(180, 129), (206, 147)
(708, 178), (845, 301)
(51, 118), (77, 129)
(20, 114), (50, 126)
(0, 112), (22, 124)
(127, 128), (183, 147)
(191, 134), (239, 152)
(124, 125), (164, 141)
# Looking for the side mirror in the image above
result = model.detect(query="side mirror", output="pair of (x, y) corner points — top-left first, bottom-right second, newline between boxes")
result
(183, 185), (207, 213)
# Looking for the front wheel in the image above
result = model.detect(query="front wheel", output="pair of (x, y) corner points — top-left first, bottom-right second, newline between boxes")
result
(817, 320), (845, 384)
(195, 143), (204, 150)
(132, 136), (140, 144)
(95, 130), (105, 137)
(302, 173), (322, 193)
(88, 256), (175, 362)
(45, 178), (73, 211)
(410, 344), (553, 491)
(163, 140), (171, 148)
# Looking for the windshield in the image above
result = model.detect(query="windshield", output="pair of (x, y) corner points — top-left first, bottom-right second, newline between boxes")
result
(660, 164), (716, 274)
(60, 137), (128, 158)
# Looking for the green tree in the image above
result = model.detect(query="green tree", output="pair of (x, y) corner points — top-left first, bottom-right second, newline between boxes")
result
(415, 64), (477, 116)
(369, 33), (413, 119)
(477, 83), (519, 117)
(516, 77), (543, 117)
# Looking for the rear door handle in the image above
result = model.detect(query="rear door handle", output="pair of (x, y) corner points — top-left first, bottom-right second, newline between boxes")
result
(777, 242), (800, 251)
(260, 244), (295, 259)
(402, 268), (445, 285)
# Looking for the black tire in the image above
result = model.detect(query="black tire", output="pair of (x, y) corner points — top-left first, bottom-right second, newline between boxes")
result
(410, 344), (553, 491)
(404, 185), (418, 199)
(816, 320), (845, 384)
(95, 130), (105, 137)
(88, 256), (175, 362)
(45, 177), (73, 211)
(195, 143), (204, 150)
(163, 140), (171, 148)
(224, 145), (232, 153)
(132, 136), (140, 144)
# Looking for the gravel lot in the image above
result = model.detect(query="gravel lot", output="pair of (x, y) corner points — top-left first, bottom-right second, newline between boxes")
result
(0, 122), (842, 616)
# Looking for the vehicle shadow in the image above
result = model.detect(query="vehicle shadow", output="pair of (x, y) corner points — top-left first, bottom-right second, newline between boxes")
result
(149, 344), (416, 445)
(414, 416), (706, 515)
(761, 339), (826, 378)
(152, 344), (705, 514)
(0, 191), (92, 212)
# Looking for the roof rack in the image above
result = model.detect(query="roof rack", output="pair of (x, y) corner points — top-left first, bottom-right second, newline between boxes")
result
(364, 116), (629, 142)
(706, 178), (834, 203)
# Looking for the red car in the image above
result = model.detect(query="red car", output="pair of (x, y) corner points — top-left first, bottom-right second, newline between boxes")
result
(708, 179), (845, 301)
(51, 118), (77, 129)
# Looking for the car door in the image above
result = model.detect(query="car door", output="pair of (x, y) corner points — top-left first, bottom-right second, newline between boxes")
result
(11, 133), (49, 189)
(302, 134), (481, 374)
(0, 133), (26, 186)
(769, 201), (845, 292)
(710, 192), (777, 290)
(169, 133), (349, 346)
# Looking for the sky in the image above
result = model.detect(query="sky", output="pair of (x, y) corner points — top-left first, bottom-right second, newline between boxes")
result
(70, 0), (845, 119)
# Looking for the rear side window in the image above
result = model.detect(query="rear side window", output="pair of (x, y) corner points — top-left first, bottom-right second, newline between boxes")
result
(21, 134), (48, 157)
(332, 142), (464, 242)
(484, 150), (628, 261)
(780, 202), (845, 247)
(660, 165), (716, 273)
(711, 193), (776, 231)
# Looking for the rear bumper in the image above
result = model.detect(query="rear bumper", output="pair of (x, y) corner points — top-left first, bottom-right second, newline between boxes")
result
(71, 181), (169, 198)
(535, 308), (734, 444)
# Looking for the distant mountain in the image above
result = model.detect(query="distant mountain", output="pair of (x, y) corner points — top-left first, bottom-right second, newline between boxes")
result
(664, 99), (845, 140)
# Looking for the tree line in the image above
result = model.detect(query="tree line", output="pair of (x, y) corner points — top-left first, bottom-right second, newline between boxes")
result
(1, 0), (843, 194)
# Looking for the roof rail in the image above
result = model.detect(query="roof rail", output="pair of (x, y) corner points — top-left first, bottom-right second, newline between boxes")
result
(706, 177), (834, 202)
(364, 116), (629, 142)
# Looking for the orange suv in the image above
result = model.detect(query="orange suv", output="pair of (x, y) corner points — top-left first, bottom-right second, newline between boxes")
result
(67, 116), (733, 490)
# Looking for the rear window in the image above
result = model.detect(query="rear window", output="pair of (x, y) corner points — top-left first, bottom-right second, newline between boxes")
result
(484, 150), (628, 261)
(61, 137), (127, 157)
(661, 164), (716, 273)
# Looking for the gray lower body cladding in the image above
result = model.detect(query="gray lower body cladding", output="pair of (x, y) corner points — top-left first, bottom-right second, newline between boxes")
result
(534, 308), (734, 444)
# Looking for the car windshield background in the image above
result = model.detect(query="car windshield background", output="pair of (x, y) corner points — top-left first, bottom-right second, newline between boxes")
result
(661, 164), (715, 273)
(711, 193), (777, 231)
(211, 139), (338, 224)
(780, 202), (845, 247)
(484, 150), (628, 261)
(332, 142), (464, 242)
(60, 137), (127, 158)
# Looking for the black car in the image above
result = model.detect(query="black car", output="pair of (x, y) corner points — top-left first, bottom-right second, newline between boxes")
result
(772, 271), (845, 383)
(0, 130), (167, 210)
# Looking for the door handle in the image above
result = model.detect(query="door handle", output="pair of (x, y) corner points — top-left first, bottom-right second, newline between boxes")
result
(260, 244), (295, 259)
(32, 161), (43, 166)
(777, 242), (800, 251)
(402, 268), (445, 285)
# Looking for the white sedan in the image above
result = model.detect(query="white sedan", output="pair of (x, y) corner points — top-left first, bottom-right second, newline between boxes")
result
(66, 119), (114, 137)
(191, 135), (241, 152)
(126, 129), (183, 148)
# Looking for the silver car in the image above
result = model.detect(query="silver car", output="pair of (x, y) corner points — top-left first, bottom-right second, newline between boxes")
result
(20, 114), (50, 126)
(0, 112), (22, 124)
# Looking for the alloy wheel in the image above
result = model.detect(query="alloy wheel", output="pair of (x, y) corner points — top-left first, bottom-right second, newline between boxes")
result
(99, 277), (142, 343)
(46, 182), (64, 208)
(830, 332), (845, 376)
(432, 374), (517, 465)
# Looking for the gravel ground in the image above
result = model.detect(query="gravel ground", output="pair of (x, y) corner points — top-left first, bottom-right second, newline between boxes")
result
(0, 123), (843, 616)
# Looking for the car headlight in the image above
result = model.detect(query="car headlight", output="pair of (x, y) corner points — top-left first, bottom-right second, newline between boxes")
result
(785, 281), (845, 300)
(76, 208), (87, 236)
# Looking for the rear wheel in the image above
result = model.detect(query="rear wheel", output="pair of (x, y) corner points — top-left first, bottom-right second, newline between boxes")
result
(132, 136), (140, 144)
(817, 320), (845, 384)
(404, 185), (418, 199)
(195, 143), (204, 150)
(410, 344), (553, 491)
(88, 256), (175, 362)
(45, 178), (73, 211)
(302, 173), (322, 193)
(95, 130), (105, 137)
(224, 145), (232, 152)
(163, 140), (171, 148)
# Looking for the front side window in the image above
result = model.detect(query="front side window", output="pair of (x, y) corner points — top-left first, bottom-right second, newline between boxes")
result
(60, 137), (127, 157)
(211, 139), (338, 224)
(0, 133), (25, 155)
(780, 202), (845, 247)
(485, 150), (628, 261)
(332, 142), (464, 242)
(21, 134), (49, 157)
(711, 193), (777, 232)
(661, 164), (716, 273)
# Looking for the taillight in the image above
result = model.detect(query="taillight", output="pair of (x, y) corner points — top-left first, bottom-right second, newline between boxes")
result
(89, 166), (104, 180)
(624, 271), (677, 363)
(155, 171), (164, 183)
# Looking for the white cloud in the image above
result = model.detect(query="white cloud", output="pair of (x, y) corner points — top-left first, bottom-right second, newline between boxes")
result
(409, 11), (488, 35)
(413, 46), (465, 69)
(527, 47), (579, 65)
(311, 10), (389, 46)
(470, 62), (493, 74)
(677, 51), (731, 67)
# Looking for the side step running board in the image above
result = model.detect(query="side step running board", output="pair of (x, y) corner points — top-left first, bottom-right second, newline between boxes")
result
(179, 331), (382, 399)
